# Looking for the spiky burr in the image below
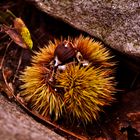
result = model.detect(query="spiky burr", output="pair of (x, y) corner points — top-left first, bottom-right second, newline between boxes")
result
(20, 35), (116, 123)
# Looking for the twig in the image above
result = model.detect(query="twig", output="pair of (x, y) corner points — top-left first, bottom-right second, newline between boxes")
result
(6, 9), (17, 19)
(0, 40), (12, 70)
(12, 49), (23, 83)
(2, 67), (14, 99)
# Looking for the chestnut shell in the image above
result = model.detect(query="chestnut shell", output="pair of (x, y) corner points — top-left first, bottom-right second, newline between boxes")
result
(54, 41), (76, 64)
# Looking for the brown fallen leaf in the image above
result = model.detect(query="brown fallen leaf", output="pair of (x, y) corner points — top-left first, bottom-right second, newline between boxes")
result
(1, 25), (28, 49)
(0, 10), (33, 49)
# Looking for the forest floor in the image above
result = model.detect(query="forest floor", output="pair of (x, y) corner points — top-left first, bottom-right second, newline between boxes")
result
(0, 0), (140, 140)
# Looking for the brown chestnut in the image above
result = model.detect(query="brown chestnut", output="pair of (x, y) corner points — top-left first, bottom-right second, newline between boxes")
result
(54, 41), (77, 66)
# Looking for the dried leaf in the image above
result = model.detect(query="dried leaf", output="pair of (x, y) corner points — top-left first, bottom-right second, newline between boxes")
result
(1, 25), (28, 49)
(13, 18), (33, 49)
(0, 10), (33, 49)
